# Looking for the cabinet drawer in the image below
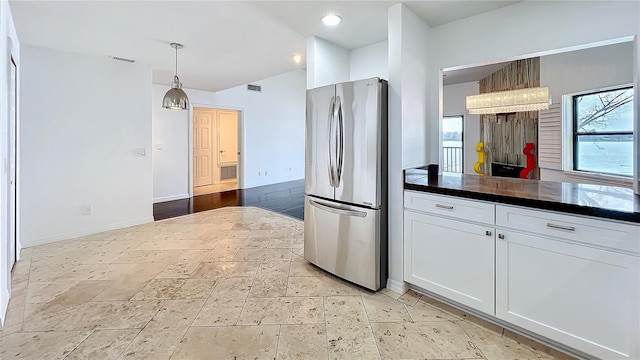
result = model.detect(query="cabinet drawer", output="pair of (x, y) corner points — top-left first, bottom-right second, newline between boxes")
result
(496, 205), (640, 254)
(404, 191), (495, 224)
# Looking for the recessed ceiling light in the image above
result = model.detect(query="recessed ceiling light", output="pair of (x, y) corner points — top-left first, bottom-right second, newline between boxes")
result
(321, 14), (342, 27)
(292, 54), (302, 64)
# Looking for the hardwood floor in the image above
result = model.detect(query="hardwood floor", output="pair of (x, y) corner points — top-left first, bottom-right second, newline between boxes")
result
(153, 179), (305, 221)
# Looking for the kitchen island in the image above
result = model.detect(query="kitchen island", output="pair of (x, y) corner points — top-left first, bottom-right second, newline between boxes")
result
(402, 167), (639, 360)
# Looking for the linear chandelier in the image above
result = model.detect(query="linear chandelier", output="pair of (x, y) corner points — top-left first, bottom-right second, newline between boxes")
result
(466, 86), (551, 114)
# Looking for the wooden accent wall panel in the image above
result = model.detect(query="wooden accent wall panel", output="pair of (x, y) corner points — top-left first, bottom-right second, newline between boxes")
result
(479, 58), (540, 179)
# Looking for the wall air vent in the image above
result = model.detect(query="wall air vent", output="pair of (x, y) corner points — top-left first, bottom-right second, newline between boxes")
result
(112, 56), (135, 63)
(247, 84), (262, 92)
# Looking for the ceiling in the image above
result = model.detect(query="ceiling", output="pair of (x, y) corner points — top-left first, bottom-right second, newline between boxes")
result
(9, 0), (521, 92)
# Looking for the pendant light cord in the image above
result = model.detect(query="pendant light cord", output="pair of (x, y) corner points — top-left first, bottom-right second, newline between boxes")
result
(175, 46), (178, 77)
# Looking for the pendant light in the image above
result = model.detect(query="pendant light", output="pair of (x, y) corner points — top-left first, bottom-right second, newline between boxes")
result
(162, 43), (189, 110)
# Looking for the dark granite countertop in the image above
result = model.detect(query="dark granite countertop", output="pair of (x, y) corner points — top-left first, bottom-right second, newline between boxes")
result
(404, 167), (640, 224)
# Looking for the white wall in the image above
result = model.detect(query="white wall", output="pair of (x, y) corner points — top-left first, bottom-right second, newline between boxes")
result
(306, 36), (350, 89)
(428, 0), (640, 174)
(443, 82), (480, 175)
(152, 69), (306, 202)
(387, 3), (430, 293)
(20, 45), (153, 247)
(0, 0), (20, 328)
(350, 41), (389, 81)
(540, 41), (634, 184)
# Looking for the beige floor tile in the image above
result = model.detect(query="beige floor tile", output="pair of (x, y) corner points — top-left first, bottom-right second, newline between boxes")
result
(171, 325), (280, 360)
(64, 329), (139, 360)
(249, 275), (288, 298)
(361, 292), (411, 323)
(55, 300), (164, 330)
(130, 279), (215, 300)
(287, 276), (361, 297)
(458, 321), (539, 360)
(191, 277), (253, 326)
(110, 250), (183, 264)
(118, 299), (205, 360)
(25, 280), (79, 304)
(190, 261), (260, 279)
(406, 299), (464, 322)
(277, 324), (328, 360)
(240, 236), (271, 248)
(156, 250), (210, 278)
(378, 287), (402, 300)
(91, 263), (168, 301)
(503, 330), (578, 360)
(289, 256), (327, 277)
(268, 237), (303, 249)
(238, 297), (324, 325)
(257, 260), (291, 278)
(419, 295), (474, 320)
(324, 296), (380, 359)
(0, 330), (92, 360)
(233, 248), (292, 262)
(204, 241), (241, 262)
(133, 238), (218, 251)
(372, 321), (483, 359)
(397, 289), (422, 306)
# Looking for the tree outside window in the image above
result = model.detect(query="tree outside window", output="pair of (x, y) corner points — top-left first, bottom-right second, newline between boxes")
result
(573, 87), (634, 177)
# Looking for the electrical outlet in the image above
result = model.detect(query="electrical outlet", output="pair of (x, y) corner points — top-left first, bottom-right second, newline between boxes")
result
(82, 204), (93, 215)
(288, 168), (292, 172)
(258, 171), (261, 176)
(265, 171), (268, 176)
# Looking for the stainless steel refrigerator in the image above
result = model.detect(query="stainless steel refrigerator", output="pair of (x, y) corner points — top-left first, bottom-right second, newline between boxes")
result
(304, 77), (388, 291)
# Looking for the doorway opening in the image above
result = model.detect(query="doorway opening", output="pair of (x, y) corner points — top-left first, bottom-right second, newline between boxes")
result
(443, 115), (464, 173)
(192, 107), (240, 196)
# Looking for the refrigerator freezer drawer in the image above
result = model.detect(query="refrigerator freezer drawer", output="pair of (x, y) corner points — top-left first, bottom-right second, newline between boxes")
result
(304, 195), (386, 291)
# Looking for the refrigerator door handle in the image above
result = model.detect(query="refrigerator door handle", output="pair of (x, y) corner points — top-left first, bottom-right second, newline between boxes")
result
(335, 96), (344, 187)
(327, 96), (336, 187)
(309, 199), (367, 218)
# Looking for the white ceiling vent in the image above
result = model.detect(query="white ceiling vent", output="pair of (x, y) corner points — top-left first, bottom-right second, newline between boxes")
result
(112, 56), (135, 63)
(247, 84), (262, 92)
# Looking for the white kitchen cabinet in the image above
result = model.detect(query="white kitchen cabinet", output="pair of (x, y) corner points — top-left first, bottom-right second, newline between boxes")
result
(404, 210), (495, 315)
(495, 228), (640, 360)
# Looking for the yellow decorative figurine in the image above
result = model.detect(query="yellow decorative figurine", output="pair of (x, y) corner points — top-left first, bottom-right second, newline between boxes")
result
(474, 142), (485, 175)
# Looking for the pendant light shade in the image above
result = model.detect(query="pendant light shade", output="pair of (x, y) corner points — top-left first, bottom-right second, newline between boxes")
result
(163, 43), (189, 110)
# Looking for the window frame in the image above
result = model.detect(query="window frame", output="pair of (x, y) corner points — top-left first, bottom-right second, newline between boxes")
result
(571, 85), (634, 177)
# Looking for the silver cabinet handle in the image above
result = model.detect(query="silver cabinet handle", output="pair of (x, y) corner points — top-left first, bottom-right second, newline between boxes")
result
(435, 204), (454, 210)
(485, 230), (492, 236)
(546, 223), (576, 232)
(498, 234), (505, 240)
(309, 200), (367, 218)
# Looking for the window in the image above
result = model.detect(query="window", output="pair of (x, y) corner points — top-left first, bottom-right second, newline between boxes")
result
(573, 86), (634, 177)
(442, 115), (463, 173)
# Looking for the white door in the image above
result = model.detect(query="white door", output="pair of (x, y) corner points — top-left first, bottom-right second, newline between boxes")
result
(217, 110), (238, 166)
(404, 211), (495, 315)
(7, 57), (17, 272)
(193, 109), (214, 187)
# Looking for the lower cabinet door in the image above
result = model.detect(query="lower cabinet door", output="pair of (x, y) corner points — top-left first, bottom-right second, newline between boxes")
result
(496, 230), (640, 360)
(404, 211), (495, 315)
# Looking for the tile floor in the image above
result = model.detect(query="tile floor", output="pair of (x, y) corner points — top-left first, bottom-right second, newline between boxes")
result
(1, 207), (576, 360)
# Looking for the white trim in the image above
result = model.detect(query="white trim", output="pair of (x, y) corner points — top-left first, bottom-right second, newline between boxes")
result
(188, 104), (245, 198)
(386, 278), (409, 295)
(0, 287), (8, 329)
(563, 170), (633, 188)
(153, 193), (190, 203)
(22, 216), (154, 248)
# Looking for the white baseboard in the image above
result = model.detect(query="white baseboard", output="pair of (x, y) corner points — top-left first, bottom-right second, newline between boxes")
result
(386, 278), (409, 295)
(22, 216), (154, 248)
(153, 193), (190, 204)
(0, 287), (8, 329)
